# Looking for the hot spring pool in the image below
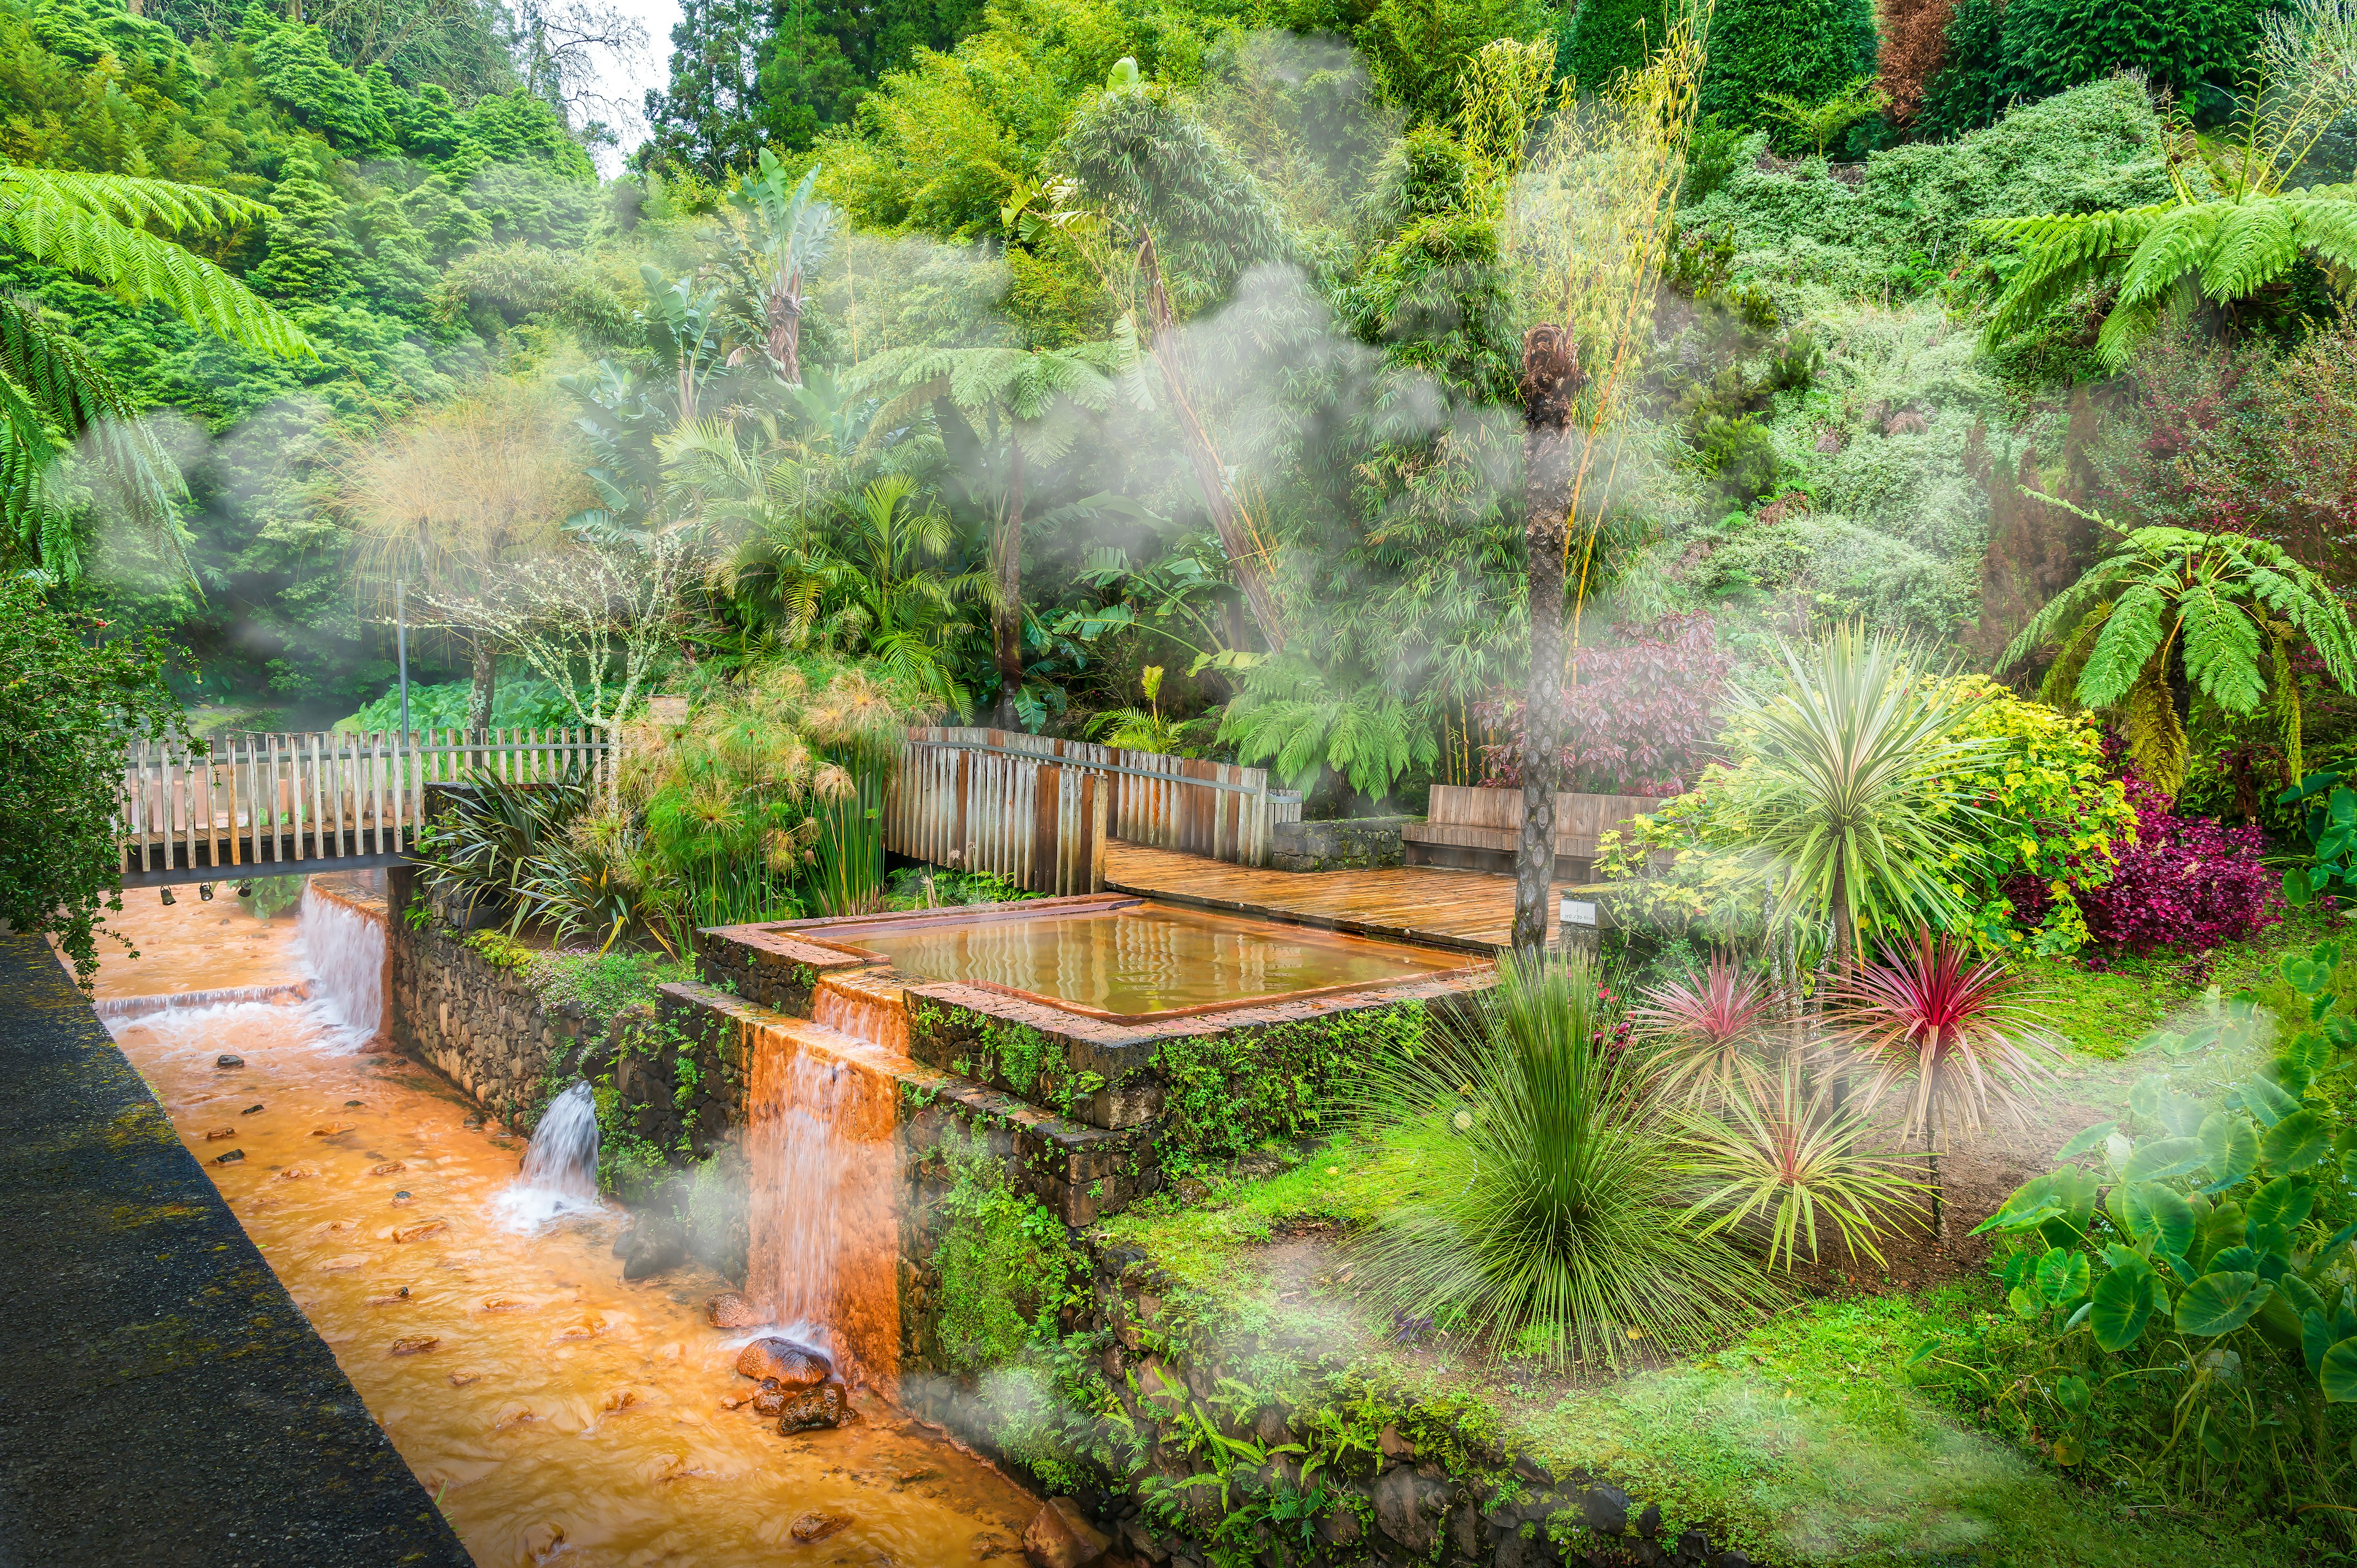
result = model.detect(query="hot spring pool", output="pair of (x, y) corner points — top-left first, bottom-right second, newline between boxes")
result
(795, 899), (1478, 1022)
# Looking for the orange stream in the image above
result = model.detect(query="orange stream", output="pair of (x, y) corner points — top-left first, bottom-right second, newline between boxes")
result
(85, 887), (1034, 1568)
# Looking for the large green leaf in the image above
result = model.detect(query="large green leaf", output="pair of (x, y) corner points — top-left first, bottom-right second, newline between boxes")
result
(2037, 1247), (2091, 1308)
(2177, 1272), (2272, 1336)
(2323, 1337), (2357, 1402)
(2092, 1264), (2158, 1352)
(2237, 1074), (2299, 1127)
(2262, 1110), (2329, 1173)
(2124, 1136), (2205, 1183)
(2121, 1182), (2197, 1257)
(2199, 1111), (2259, 1188)
(2248, 1175), (2315, 1232)
(2056, 1122), (2118, 1161)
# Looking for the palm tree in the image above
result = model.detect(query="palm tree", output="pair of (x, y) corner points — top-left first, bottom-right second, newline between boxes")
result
(1999, 524), (2357, 799)
(724, 476), (987, 713)
(849, 342), (1128, 727)
(0, 166), (312, 578)
(1727, 627), (1995, 964)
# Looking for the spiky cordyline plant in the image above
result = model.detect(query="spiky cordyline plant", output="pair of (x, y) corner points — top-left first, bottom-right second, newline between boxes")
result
(1822, 930), (2062, 1237)
(1351, 954), (1776, 1372)
(1726, 625), (1997, 962)
(1631, 954), (1779, 1107)
(1674, 1059), (1926, 1272)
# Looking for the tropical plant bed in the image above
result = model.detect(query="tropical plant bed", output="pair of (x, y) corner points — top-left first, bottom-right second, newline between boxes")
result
(1077, 1135), (2316, 1567)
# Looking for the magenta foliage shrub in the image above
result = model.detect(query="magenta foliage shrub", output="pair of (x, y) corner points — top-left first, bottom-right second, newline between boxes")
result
(2017, 773), (2282, 954)
(1477, 614), (1730, 795)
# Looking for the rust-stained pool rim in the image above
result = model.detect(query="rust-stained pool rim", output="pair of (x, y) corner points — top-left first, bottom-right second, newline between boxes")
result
(771, 895), (1491, 1026)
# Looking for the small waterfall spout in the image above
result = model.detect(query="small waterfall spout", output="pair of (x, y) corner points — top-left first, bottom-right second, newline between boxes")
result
(298, 882), (385, 1042)
(811, 973), (908, 1052)
(494, 1082), (603, 1228)
(745, 1019), (902, 1385)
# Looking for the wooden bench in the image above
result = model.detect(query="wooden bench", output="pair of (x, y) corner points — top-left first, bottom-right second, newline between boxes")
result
(1403, 785), (1666, 881)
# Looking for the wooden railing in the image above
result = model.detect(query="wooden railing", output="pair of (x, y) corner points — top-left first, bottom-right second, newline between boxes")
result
(118, 728), (607, 883)
(891, 727), (1301, 873)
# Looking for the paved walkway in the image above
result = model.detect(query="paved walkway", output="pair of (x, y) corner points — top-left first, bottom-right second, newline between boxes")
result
(1103, 841), (1574, 953)
(0, 933), (468, 1567)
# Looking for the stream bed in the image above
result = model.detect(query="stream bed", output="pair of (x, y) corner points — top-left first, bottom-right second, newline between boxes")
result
(86, 884), (1035, 1567)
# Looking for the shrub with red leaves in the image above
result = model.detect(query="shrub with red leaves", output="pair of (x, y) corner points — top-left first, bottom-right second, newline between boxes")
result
(1476, 614), (1730, 795)
(2014, 773), (2283, 954)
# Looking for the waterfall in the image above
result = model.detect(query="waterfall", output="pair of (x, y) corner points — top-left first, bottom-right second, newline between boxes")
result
(493, 1082), (604, 1228)
(297, 882), (384, 1043)
(811, 974), (909, 1053)
(97, 983), (309, 1019)
(743, 1018), (902, 1385)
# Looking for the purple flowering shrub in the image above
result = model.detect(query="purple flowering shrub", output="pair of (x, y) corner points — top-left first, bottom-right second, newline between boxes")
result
(2015, 775), (2282, 954)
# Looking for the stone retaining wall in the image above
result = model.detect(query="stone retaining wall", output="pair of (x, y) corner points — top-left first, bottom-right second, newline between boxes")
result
(899, 1237), (1764, 1568)
(1270, 814), (1415, 872)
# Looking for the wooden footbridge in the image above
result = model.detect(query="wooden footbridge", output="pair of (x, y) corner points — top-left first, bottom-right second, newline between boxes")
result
(114, 730), (606, 887)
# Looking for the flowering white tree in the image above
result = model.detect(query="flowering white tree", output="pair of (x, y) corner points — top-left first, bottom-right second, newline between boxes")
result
(418, 525), (705, 793)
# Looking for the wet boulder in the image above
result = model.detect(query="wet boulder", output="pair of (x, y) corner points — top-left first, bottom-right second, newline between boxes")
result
(1023, 1497), (1110, 1568)
(775, 1378), (848, 1434)
(706, 1291), (760, 1329)
(735, 1335), (829, 1387)
(749, 1378), (788, 1417)
(620, 1219), (687, 1280)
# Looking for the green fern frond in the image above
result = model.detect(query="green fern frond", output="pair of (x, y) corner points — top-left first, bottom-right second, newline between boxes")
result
(2198, 199), (2300, 303)
(2035, 603), (2111, 708)
(0, 181), (310, 359)
(0, 168), (273, 234)
(2177, 577), (2266, 712)
(2077, 582), (2171, 708)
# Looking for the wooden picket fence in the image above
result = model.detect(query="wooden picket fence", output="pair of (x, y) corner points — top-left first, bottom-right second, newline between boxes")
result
(886, 728), (1302, 891)
(118, 728), (607, 883)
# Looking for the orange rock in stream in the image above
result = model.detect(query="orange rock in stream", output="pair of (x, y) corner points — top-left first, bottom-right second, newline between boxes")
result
(735, 1335), (829, 1387)
(392, 1220), (447, 1242)
(1023, 1499), (1111, 1568)
(706, 1291), (759, 1329)
(203, 1128), (235, 1140)
(311, 1122), (356, 1136)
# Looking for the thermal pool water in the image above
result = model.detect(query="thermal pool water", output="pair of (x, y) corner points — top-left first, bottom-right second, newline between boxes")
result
(86, 885), (1036, 1567)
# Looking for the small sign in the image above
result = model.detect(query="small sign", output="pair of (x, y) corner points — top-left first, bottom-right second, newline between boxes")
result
(1560, 898), (1597, 927)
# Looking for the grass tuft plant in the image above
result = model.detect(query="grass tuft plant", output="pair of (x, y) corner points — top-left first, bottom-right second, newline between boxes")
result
(1352, 953), (1777, 1372)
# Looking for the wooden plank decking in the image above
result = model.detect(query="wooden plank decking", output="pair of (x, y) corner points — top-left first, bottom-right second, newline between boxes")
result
(1102, 840), (1574, 954)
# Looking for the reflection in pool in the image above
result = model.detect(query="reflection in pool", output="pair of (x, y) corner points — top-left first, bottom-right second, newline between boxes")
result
(807, 900), (1477, 1021)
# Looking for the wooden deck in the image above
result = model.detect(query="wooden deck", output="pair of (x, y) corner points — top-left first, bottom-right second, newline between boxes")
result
(1102, 840), (1574, 954)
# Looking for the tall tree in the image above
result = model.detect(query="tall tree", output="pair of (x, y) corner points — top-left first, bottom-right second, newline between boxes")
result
(726, 150), (835, 384)
(1492, 18), (1701, 962)
(639, 0), (770, 176)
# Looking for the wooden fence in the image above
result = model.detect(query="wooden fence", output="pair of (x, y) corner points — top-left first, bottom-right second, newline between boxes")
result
(889, 728), (1301, 880)
(118, 728), (607, 882)
(886, 736), (1107, 895)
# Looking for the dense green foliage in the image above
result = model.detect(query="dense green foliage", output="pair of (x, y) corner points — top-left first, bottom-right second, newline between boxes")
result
(0, 572), (184, 980)
(1693, 0), (1877, 144)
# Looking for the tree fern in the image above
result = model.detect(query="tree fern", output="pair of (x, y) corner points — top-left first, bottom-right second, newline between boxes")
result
(0, 163), (314, 578)
(2001, 525), (2356, 795)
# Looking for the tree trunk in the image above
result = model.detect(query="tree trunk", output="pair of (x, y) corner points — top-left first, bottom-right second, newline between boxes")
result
(993, 439), (1026, 730)
(768, 269), (802, 385)
(1511, 326), (1583, 966)
(467, 639), (496, 733)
